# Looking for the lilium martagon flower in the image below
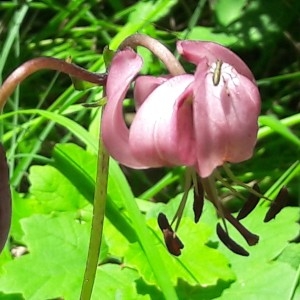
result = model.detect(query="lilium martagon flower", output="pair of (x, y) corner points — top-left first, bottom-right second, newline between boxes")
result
(102, 34), (289, 256)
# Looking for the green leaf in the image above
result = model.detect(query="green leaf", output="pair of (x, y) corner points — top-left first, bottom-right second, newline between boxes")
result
(109, 0), (178, 49)
(277, 243), (300, 270)
(28, 165), (89, 212)
(10, 162), (91, 243)
(52, 143), (178, 299)
(0, 212), (110, 299)
(215, 205), (300, 299)
(126, 218), (234, 286)
(0, 212), (89, 299)
(128, 0), (178, 24)
(126, 194), (235, 287)
(52, 143), (138, 243)
(0, 292), (24, 300)
(214, 0), (247, 26)
(217, 261), (297, 300)
(92, 264), (147, 300)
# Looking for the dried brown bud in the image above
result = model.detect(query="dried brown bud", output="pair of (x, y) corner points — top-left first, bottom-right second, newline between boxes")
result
(0, 144), (12, 253)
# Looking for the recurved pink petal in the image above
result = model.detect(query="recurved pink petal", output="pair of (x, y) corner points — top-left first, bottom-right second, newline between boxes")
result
(193, 60), (260, 178)
(134, 75), (168, 109)
(219, 75), (260, 163)
(129, 74), (196, 167)
(102, 49), (147, 168)
(177, 40), (255, 81)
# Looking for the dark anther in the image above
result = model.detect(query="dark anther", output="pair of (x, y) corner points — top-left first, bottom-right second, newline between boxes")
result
(237, 183), (261, 220)
(158, 213), (171, 231)
(158, 213), (184, 256)
(216, 223), (249, 256)
(264, 187), (289, 222)
(193, 178), (204, 223)
(223, 210), (259, 246)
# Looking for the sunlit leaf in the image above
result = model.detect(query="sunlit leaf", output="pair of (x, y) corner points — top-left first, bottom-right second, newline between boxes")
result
(28, 165), (89, 212)
(126, 194), (235, 287)
(0, 212), (109, 299)
(215, 206), (300, 299)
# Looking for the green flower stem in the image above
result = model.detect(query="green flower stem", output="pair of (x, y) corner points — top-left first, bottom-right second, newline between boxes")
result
(80, 107), (109, 300)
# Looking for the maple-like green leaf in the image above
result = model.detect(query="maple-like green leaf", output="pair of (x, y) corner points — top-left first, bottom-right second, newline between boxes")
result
(0, 292), (24, 299)
(217, 261), (296, 300)
(215, 206), (300, 300)
(277, 243), (300, 270)
(10, 163), (91, 243)
(29, 165), (89, 212)
(0, 212), (108, 299)
(125, 194), (235, 288)
(92, 264), (149, 300)
(52, 143), (138, 244)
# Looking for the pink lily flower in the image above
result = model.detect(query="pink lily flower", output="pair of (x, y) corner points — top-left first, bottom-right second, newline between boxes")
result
(0, 35), (285, 257)
(102, 41), (260, 178)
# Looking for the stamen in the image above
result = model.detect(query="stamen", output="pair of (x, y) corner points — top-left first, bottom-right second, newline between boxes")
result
(222, 164), (270, 201)
(203, 171), (259, 247)
(157, 213), (184, 256)
(237, 183), (261, 220)
(192, 174), (204, 223)
(222, 209), (259, 246)
(200, 175), (228, 233)
(264, 187), (289, 222)
(171, 168), (193, 231)
(216, 223), (249, 256)
(214, 169), (247, 201)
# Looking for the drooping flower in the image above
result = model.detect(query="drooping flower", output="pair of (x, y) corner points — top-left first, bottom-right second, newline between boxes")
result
(103, 40), (260, 177)
(102, 35), (286, 256)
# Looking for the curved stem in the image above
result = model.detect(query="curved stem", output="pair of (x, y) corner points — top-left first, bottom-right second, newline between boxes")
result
(119, 33), (186, 76)
(0, 57), (107, 110)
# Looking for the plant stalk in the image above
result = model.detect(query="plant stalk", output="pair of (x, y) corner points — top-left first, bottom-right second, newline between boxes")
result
(80, 107), (109, 300)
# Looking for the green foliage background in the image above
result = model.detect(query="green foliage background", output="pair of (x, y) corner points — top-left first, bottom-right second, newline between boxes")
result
(0, 0), (299, 299)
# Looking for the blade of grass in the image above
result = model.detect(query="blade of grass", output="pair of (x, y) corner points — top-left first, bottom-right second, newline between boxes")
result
(258, 114), (300, 141)
(263, 160), (300, 203)
(0, 3), (29, 75)
(139, 171), (180, 199)
(258, 115), (300, 147)
(0, 109), (97, 151)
